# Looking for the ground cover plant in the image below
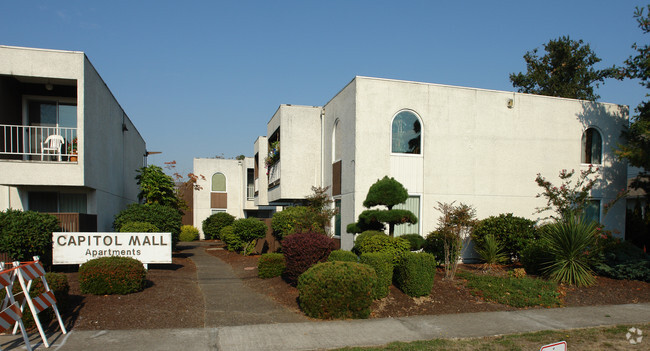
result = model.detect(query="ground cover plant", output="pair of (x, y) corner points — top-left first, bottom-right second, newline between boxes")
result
(457, 271), (561, 308)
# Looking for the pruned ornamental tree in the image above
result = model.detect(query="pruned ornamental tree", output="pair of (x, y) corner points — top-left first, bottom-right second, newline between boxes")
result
(510, 36), (615, 100)
(347, 176), (417, 237)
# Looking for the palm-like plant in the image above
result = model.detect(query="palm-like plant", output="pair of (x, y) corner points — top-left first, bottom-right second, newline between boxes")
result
(543, 216), (598, 287)
(475, 234), (508, 268)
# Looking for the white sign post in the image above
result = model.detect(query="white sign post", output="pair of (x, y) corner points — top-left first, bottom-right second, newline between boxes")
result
(53, 232), (172, 265)
(540, 341), (567, 351)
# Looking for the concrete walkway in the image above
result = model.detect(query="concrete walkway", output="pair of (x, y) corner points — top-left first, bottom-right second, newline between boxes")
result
(1, 243), (649, 350)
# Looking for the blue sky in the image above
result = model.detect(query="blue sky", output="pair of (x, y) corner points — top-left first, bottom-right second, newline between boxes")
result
(1, 1), (647, 176)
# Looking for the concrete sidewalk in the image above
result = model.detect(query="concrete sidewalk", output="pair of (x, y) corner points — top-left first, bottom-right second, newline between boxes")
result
(1, 242), (649, 350)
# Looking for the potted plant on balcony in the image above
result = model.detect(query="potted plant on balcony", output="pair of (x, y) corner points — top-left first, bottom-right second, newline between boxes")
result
(264, 141), (280, 175)
(68, 137), (78, 162)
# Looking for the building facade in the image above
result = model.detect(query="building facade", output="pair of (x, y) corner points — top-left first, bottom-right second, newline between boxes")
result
(0, 46), (147, 231)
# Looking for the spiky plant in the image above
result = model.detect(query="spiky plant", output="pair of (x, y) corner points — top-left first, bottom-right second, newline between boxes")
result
(543, 217), (598, 287)
(476, 234), (508, 268)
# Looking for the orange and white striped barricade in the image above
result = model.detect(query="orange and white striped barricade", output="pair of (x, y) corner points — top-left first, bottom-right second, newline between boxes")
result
(14, 259), (66, 348)
(0, 266), (31, 351)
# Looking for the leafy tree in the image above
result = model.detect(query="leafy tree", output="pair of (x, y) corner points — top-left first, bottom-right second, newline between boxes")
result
(616, 5), (650, 200)
(534, 166), (599, 220)
(135, 165), (179, 210)
(510, 36), (615, 100)
(434, 202), (477, 280)
(347, 176), (417, 237)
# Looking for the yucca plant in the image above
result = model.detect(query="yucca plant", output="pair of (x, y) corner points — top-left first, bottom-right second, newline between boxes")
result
(543, 216), (598, 287)
(475, 234), (508, 268)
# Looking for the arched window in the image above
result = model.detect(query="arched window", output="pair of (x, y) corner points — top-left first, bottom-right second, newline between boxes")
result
(332, 119), (341, 162)
(211, 173), (226, 192)
(581, 128), (602, 164)
(392, 111), (421, 154)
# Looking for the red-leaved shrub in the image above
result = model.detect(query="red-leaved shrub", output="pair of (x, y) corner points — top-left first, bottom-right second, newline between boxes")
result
(282, 232), (336, 285)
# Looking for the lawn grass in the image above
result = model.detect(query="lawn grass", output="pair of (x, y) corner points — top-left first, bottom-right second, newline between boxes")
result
(456, 271), (561, 308)
(332, 323), (650, 350)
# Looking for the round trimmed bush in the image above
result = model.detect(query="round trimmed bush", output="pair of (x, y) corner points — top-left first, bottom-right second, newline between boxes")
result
(298, 261), (376, 319)
(471, 213), (537, 262)
(359, 252), (393, 299)
(79, 257), (147, 295)
(423, 230), (445, 264)
(258, 253), (285, 278)
(0, 209), (59, 265)
(220, 225), (243, 252)
(281, 232), (336, 286)
(352, 230), (386, 255)
(328, 250), (359, 262)
(202, 212), (235, 240)
(119, 221), (159, 232)
(400, 234), (425, 251)
(179, 225), (199, 242)
(113, 203), (181, 249)
(354, 233), (410, 264)
(394, 252), (436, 297)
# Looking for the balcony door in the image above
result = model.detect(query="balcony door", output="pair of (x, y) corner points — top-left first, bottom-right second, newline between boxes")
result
(24, 98), (77, 158)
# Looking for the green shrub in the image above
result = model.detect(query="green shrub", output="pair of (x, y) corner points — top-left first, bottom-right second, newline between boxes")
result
(220, 225), (243, 252)
(0, 210), (59, 265)
(393, 252), (436, 297)
(458, 271), (561, 308)
(520, 240), (553, 275)
(471, 213), (538, 262)
(113, 203), (181, 249)
(328, 250), (359, 262)
(79, 257), (147, 295)
(232, 218), (267, 255)
(475, 234), (508, 265)
(422, 230), (445, 264)
(202, 212), (235, 240)
(593, 240), (650, 282)
(400, 234), (426, 251)
(179, 225), (199, 242)
(282, 232), (336, 286)
(119, 221), (159, 232)
(271, 206), (324, 240)
(298, 261), (376, 319)
(353, 233), (410, 264)
(352, 231), (386, 255)
(359, 252), (393, 299)
(543, 218), (598, 287)
(258, 253), (285, 278)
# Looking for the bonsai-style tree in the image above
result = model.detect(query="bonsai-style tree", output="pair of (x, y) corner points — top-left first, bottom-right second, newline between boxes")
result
(347, 176), (417, 237)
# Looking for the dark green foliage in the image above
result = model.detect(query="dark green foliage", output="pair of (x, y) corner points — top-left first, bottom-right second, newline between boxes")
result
(509, 36), (615, 100)
(625, 204), (650, 251)
(179, 225), (199, 242)
(422, 231), (445, 264)
(475, 234), (508, 265)
(113, 203), (181, 249)
(352, 231), (386, 255)
(220, 225), (243, 252)
(593, 240), (650, 282)
(359, 252), (393, 299)
(297, 261), (376, 319)
(328, 250), (359, 262)
(0, 209), (59, 265)
(346, 211), (385, 234)
(400, 234), (425, 251)
(271, 206), (325, 240)
(520, 240), (553, 276)
(393, 252), (436, 297)
(281, 232), (336, 286)
(471, 213), (538, 262)
(543, 218), (598, 286)
(363, 176), (409, 208)
(119, 221), (159, 232)
(135, 165), (181, 210)
(202, 212), (235, 240)
(353, 233), (410, 264)
(79, 257), (147, 295)
(232, 218), (267, 255)
(458, 271), (561, 308)
(258, 253), (285, 278)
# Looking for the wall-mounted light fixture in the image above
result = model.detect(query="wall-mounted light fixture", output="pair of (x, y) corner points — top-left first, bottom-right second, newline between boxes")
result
(507, 99), (514, 109)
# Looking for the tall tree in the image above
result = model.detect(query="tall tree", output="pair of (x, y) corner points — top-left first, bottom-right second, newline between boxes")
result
(617, 5), (650, 199)
(135, 164), (180, 210)
(510, 36), (615, 100)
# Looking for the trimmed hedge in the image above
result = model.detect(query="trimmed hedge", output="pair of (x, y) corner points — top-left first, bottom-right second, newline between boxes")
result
(113, 203), (181, 250)
(258, 253), (285, 278)
(359, 252), (393, 299)
(472, 213), (537, 262)
(79, 257), (147, 295)
(0, 209), (59, 265)
(394, 252), (436, 297)
(232, 218), (267, 255)
(354, 233), (410, 264)
(352, 230), (386, 254)
(220, 225), (242, 252)
(298, 261), (376, 319)
(422, 230), (445, 264)
(400, 234), (425, 251)
(119, 221), (159, 232)
(271, 206), (324, 240)
(180, 225), (200, 242)
(202, 212), (235, 240)
(281, 232), (336, 286)
(328, 250), (359, 262)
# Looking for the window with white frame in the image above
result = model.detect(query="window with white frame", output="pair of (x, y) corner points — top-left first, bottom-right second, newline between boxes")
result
(581, 128), (602, 164)
(391, 111), (422, 154)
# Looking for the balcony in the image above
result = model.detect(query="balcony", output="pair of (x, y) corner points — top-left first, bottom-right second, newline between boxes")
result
(247, 184), (255, 200)
(1, 125), (77, 162)
(268, 160), (280, 188)
(48, 213), (97, 232)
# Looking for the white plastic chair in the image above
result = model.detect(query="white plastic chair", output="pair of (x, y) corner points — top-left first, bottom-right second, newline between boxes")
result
(40, 135), (64, 161)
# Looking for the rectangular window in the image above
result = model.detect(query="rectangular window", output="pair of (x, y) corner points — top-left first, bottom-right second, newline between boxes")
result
(584, 199), (601, 224)
(394, 195), (420, 235)
(334, 199), (341, 237)
(28, 191), (87, 213)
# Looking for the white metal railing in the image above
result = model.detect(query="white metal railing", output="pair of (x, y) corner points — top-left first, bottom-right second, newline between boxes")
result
(1, 125), (77, 161)
(268, 160), (280, 187)
(247, 184), (255, 200)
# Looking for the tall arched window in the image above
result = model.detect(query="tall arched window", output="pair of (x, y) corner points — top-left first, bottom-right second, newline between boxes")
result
(392, 110), (422, 154)
(581, 128), (602, 164)
(332, 119), (341, 162)
(211, 173), (226, 192)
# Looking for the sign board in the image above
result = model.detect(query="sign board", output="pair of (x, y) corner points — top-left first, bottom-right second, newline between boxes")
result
(53, 232), (172, 264)
(540, 341), (567, 351)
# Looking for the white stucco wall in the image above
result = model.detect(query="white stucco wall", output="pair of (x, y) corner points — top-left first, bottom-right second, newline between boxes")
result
(254, 136), (269, 206)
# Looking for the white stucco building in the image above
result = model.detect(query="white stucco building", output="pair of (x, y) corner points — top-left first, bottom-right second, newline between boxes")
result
(195, 76), (628, 248)
(0, 46), (147, 231)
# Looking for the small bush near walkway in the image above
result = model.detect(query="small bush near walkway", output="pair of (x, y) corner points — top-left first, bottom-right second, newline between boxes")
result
(359, 252), (393, 299)
(393, 252), (436, 297)
(258, 253), (285, 278)
(0, 209), (59, 265)
(179, 225), (200, 242)
(282, 232), (336, 286)
(202, 212), (235, 240)
(79, 257), (147, 295)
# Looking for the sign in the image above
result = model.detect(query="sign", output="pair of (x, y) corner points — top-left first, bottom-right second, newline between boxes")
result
(53, 232), (172, 264)
(540, 341), (567, 351)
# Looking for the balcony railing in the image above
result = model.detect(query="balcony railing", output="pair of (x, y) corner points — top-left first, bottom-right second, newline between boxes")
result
(1, 124), (77, 161)
(247, 184), (255, 200)
(47, 213), (97, 232)
(268, 161), (280, 188)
